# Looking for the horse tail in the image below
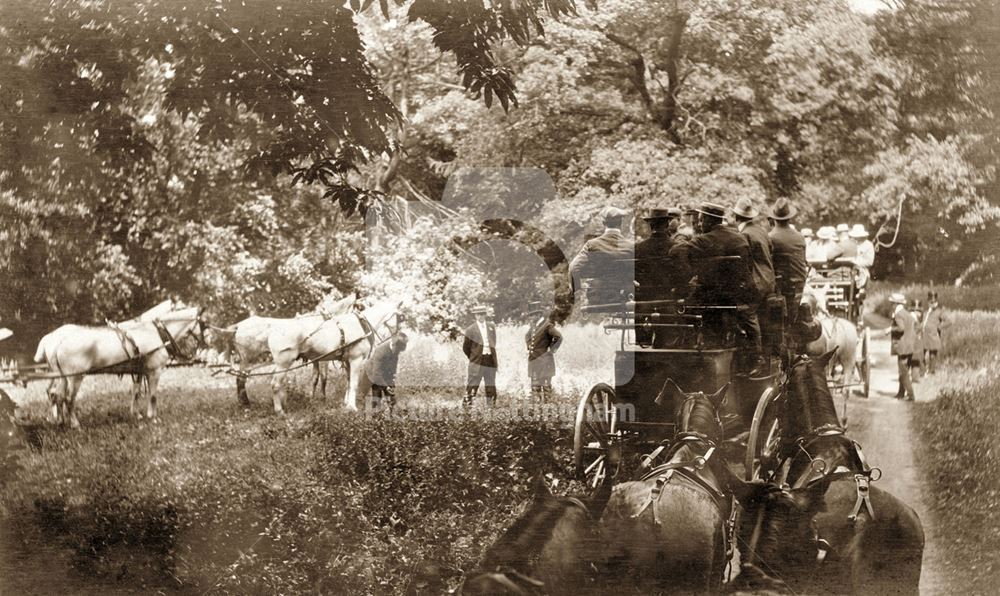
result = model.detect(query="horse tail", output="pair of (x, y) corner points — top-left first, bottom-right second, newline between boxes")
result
(34, 335), (49, 363)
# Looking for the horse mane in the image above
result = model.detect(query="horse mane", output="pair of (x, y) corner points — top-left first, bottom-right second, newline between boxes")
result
(477, 495), (584, 571)
(785, 357), (842, 439)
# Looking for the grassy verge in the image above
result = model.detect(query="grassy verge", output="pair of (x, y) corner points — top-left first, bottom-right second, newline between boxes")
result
(910, 308), (1000, 592)
(0, 363), (584, 594)
(866, 281), (1000, 319)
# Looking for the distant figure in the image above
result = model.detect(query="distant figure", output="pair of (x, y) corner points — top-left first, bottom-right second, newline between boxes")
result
(525, 301), (562, 402)
(569, 206), (635, 305)
(923, 291), (945, 374)
(908, 299), (925, 381)
(810, 226), (844, 265)
(886, 293), (916, 401)
(462, 306), (498, 407)
(836, 223), (857, 259)
(365, 332), (408, 410)
(849, 224), (875, 288)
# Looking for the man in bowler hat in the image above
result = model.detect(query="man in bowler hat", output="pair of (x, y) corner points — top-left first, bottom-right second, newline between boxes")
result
(463, 305), (499, 406)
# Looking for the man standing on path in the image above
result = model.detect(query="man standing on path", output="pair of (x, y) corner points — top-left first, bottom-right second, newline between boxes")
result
(887, 293), (917, 401)
(525, 301), (562, 402)
(463, 306), (498, 407)
(923, 291), (946, 374)
(365, 332), (408, 411)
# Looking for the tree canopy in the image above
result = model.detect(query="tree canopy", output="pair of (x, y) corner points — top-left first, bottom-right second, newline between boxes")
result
(1, 0), (998, 339)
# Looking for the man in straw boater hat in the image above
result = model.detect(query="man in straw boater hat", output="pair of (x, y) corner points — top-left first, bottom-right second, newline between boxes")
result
(810, 226), (844, 265)
(569, 206), (635, 306)
(836, 222), (858, 260)
(849, 223), (875, 290)
(524, 300), (562, 402)
(683, 201), (766, 375)
(462, 305), (499, 407)
(634, 207), (682, 344)
(884, 293), (917, 401)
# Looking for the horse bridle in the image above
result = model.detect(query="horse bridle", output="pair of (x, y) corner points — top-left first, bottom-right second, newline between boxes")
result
(153, 314), (208, 362)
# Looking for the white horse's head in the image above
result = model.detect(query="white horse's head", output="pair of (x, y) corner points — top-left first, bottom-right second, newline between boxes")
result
(362, 299), (404, 337)
(803, 284), (830, 314)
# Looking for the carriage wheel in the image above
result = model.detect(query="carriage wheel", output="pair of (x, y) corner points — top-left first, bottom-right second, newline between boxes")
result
(744, 386), (782, 482)
(573, 383), (621, 491)
(858, 326), (871, 398)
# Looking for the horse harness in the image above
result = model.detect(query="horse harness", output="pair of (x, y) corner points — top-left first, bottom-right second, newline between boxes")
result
(780, 426), (881, 564)
(787, 425), (880, 522)
(632, 438), (738, 560)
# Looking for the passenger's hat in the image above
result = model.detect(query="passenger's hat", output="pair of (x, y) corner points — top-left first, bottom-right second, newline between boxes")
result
(768, 198), (796, 221)
(801, 227), (814, 237)
(471, 305), (488, 314)
(848, 224), (869, 238)
(817, 226), (836, 240)
(836, 223), (850, 233)
(600, 206), (628, 226)
(642, 207), (680, 221)
(888, 293), (907, 305)
(731, 197), (759, 220)
(694, 202), (727, 219)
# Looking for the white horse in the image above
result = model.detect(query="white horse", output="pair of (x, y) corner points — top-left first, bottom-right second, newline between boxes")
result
(265, 299), (403, 414)
(803, 284), (859, 389)
(222, 294), (357, 405)
(33, 306), (206, 428)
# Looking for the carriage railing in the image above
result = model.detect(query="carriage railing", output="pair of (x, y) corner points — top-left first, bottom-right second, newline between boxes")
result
(808, 262), (864, 322)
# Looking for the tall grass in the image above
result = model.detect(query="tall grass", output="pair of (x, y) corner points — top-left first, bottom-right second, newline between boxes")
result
(910, 307), (1000, 593)
(866, 281), (1000, 319)
(397, 323), (616, 401)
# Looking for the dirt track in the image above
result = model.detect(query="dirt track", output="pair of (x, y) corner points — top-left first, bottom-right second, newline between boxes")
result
(841, 334), (943, 595)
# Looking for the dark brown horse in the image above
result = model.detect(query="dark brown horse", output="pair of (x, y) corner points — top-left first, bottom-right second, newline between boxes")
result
(736, 353), (924, 594)
(461, 476), (611, 595)
(600, 381), (735, 594)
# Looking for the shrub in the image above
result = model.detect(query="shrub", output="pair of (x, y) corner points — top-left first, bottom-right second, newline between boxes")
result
(0, 383), (574, 594)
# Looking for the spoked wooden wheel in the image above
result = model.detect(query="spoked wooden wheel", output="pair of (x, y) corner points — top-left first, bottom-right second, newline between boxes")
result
(745, 386), (782, 482)
(573, 383), (621, 491)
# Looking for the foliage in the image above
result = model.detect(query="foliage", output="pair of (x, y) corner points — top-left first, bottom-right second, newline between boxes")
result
(0, 372), (573, 595)
(912, 309), (1000, 594)
(359, 217), (495, 336)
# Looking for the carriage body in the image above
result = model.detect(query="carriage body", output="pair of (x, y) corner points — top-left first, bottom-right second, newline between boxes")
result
(805, 262), (871, 399)
(573, 299), (776, 491)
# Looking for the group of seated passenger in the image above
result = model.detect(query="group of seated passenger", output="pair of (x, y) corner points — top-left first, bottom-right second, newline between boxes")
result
(801, 223), (875, 285)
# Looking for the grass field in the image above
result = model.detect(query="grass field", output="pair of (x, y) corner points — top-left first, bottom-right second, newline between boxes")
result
(0, 324), (614, 594)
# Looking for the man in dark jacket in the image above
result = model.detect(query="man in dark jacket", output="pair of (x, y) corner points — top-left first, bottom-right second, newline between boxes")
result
(733, 197), (776, 365)
(463, 306), (498, 406)
(886, 293), (916, 401)
(569, 206), (635, 306)
(634, 207), (681, 344)
(365, 332), (408, 410)
(684, 202), (764, 374)
(767, 198), (808, 326)
(525, 301), (562, 402)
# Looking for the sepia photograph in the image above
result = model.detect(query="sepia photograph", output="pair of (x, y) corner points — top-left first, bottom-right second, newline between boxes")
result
(1, 0), (998, 593)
